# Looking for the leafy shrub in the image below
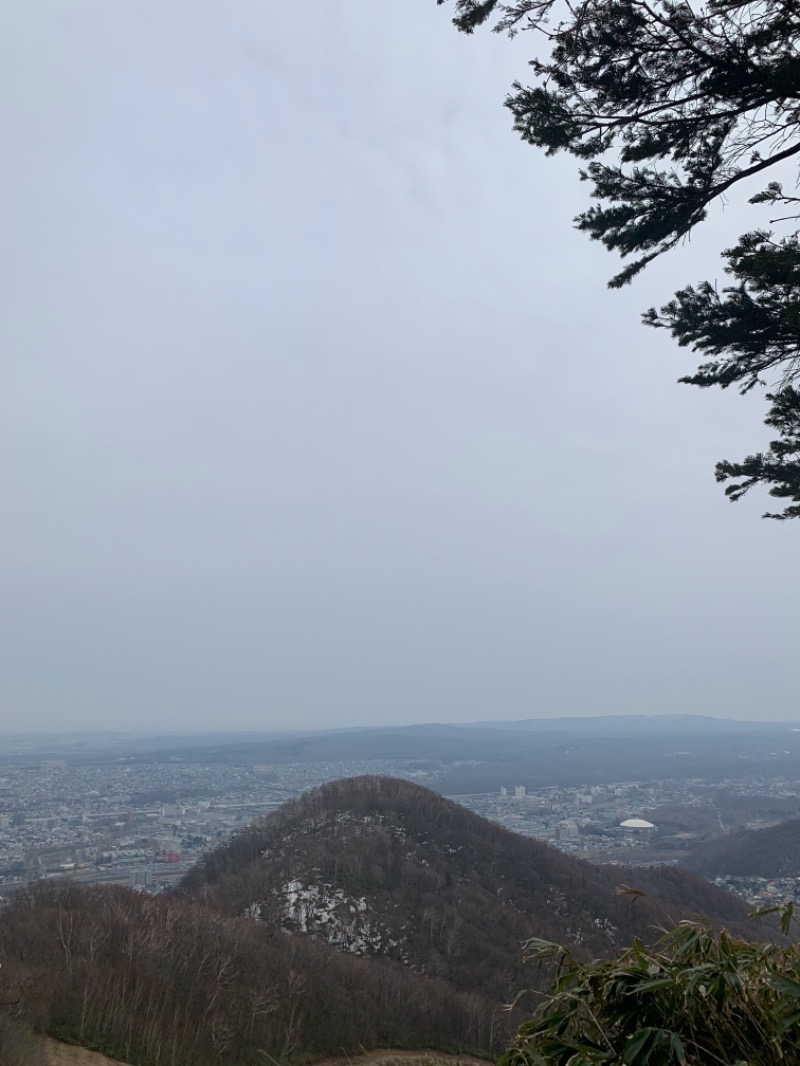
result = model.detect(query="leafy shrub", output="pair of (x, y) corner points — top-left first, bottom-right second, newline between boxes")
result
(502, 915), (800, 1066)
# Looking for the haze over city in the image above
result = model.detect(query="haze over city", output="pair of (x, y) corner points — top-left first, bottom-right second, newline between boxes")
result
(2, 1), (797, 733)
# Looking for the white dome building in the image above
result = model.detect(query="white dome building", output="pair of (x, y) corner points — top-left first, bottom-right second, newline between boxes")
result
(620, 817), (655, 832)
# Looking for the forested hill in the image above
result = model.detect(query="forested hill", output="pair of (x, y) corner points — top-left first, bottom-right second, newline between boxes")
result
(683, 817), (800, 878)
(0, 778), (770, 1066)
(177, 776), (756, 1001)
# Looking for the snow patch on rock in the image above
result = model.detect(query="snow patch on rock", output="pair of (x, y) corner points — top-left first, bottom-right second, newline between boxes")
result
(278, 878), (389, 954)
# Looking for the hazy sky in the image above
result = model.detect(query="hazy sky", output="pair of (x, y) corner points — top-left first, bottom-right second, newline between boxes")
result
(1, 2), (797, 732)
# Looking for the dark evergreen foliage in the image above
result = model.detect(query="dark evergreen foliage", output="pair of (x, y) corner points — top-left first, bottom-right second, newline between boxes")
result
(645, 231), (800, 516)
(438, 0), (800, 516)
(714, 385), (800, 518)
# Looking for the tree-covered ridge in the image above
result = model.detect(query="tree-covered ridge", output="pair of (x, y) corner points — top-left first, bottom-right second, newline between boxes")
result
(438, 0), (800, 517)
(684, 815), (800, 878)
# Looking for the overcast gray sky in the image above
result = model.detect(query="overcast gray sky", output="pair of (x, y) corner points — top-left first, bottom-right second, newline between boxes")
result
(1, 1), (797, 732)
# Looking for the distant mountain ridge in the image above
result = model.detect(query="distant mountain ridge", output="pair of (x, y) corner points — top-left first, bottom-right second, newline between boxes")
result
(7, 714), (799, 765)
(461, 715), (799, 735)
(44, 715), (798, 793)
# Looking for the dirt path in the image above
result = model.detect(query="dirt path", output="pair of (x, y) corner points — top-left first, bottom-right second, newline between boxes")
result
(40, 1038), (491, 1066)
(40, 1037), (131, 1066)
(317, 1050), (491, 1066)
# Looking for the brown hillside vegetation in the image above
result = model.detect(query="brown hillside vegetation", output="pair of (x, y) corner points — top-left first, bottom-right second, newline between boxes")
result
(0, 881), (498, 1065)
